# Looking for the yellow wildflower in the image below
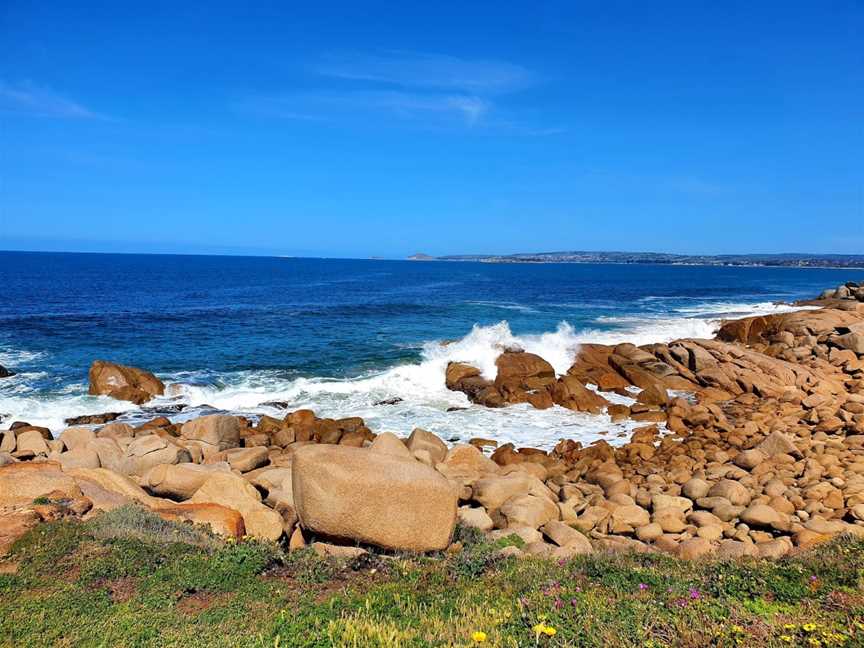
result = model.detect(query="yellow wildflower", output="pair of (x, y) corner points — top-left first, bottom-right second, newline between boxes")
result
(732, 625), (745, 634)
(807, 639), (821, 648)
(803, 623), (818, 633)
(780, 637), (793, 644)
(784, 624), (797, 631)
(533, 623), (557, 638)
(471, 631), (487, 643)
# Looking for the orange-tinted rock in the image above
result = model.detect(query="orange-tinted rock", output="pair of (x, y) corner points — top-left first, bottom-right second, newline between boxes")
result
(551, 376), (609, 414)
(154, 502), (246, 539)
(88, 360), (165, 404)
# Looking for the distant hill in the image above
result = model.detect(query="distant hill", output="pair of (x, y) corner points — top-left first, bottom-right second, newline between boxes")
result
(408, 250), (864, 269)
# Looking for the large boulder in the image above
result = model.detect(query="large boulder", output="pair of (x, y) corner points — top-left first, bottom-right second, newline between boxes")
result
(472, 474), (555, 510)
(221, 447), (269, 472)
(15, 430), (50, 456)
(180, 415), (241, 457)
(59, 427), (96, 451)
(59, 447), (101, 471)
(708, 479), (752, 506)
(0, 462), (83, 505)
(142, 462), (231, 500)
(500, 494), (559, 529)
(0, 364), (15, 378)
(292, 444), (457, 551)
(494, 352), (555, 388)
(189, 473), (284, 541)
(494, 352), (557, 407)
(120, 435), (191, 476)
(88, 360), (165, 404)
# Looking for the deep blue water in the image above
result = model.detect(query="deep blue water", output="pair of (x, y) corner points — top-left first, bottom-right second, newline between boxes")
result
(0, 251), (859, 444)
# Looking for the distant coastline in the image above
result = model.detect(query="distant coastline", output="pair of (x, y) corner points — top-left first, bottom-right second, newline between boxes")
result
(408, 251), (864, 269)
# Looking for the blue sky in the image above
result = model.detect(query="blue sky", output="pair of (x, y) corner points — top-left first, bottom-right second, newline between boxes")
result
(1, 1), (862, 258)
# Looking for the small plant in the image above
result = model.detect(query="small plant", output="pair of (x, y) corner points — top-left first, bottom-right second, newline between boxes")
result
(281, 548), (339, 584)
(87, 505), (221, 548)
(452, 523), (486, 547)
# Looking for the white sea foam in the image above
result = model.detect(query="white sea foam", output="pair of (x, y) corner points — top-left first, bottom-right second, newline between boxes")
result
(0, 300), (820, 446)
(673, 301), (820, 317)
(0, 347), (46, 366)
(0, 392), (138, 433)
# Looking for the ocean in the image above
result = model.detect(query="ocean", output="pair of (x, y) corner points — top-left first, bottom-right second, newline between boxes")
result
(1, 251), (858, 448)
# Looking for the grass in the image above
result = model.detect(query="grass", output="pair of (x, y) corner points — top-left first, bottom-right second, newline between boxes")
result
(0, 506), (862, 647)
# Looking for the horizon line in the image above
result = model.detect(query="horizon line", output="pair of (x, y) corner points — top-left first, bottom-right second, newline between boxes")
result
(2, 247), (864, 261)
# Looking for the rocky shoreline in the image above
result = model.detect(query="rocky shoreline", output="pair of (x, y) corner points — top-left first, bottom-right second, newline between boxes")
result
(2, 281), (863, 562)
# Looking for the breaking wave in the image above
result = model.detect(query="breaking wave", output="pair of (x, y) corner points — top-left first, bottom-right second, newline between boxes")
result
(0, 300), (817, 446)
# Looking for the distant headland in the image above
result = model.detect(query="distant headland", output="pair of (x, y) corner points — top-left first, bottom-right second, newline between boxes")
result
(408, 251), (864, 268)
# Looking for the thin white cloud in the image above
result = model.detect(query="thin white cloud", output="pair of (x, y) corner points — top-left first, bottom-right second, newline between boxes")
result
(0, 81), (107, 119)
(236, 90), (490, 126)
(316, 51), (532, 95)
(236, 51), (561, 133)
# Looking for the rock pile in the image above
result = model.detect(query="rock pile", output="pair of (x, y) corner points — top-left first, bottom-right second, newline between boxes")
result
(0, 409), (457, 552)
(447, 351), (609, 413)
(819, 281), (864, 303)
(2, 286), (864, 561)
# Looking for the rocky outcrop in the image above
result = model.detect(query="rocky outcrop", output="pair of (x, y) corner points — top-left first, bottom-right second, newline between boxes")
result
(88, 360), (165, 404)
(446, 351), (612, 413)
(0, 364), (15, 379)
(818, 281), (864, 303)
(3, 285), (864, 560)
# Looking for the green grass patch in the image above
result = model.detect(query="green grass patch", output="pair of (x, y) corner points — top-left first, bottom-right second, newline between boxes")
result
(1, 510), (863, 647)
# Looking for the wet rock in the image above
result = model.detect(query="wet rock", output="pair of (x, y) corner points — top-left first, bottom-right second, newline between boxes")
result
(88, 360), (165, 404)
(64, 412), (122, 426)
(551, 376), (609, 413)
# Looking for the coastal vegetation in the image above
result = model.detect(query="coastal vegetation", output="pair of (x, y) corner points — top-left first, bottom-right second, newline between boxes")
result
(1, 508), (863, 647)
